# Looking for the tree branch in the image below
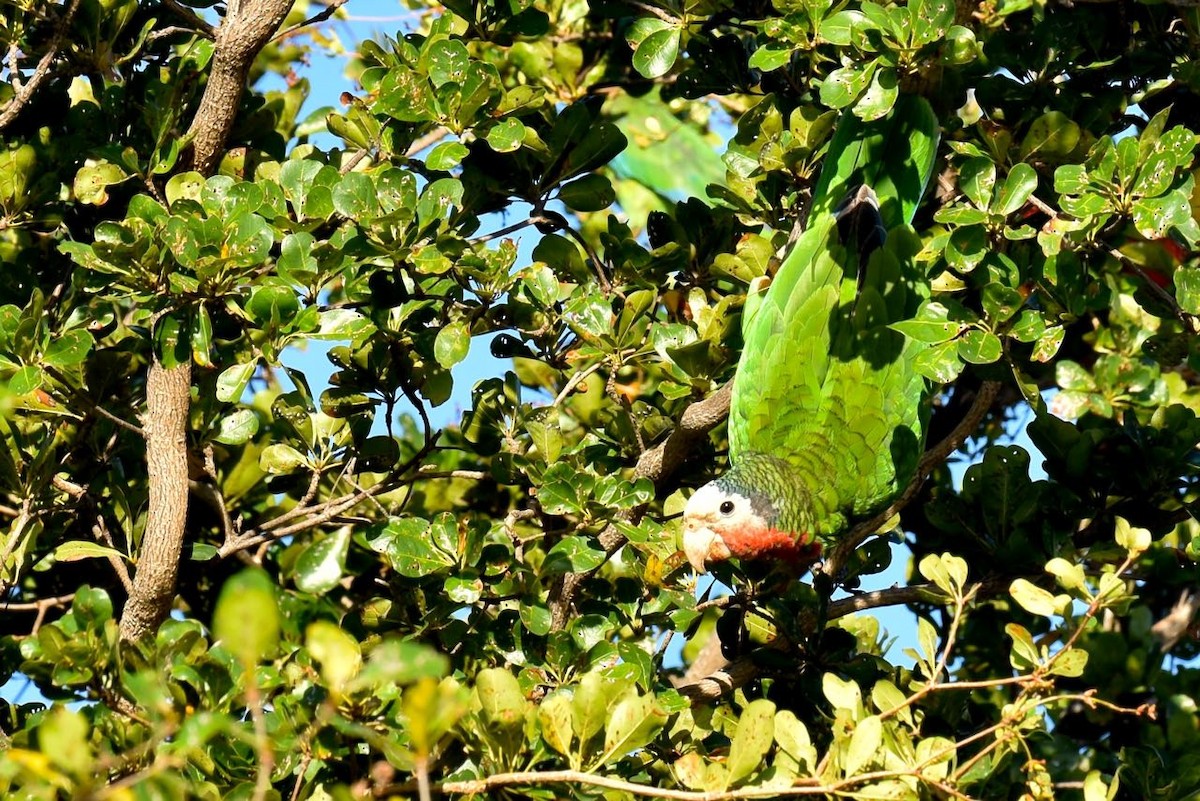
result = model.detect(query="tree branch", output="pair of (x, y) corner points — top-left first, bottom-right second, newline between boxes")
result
(0, 0), (82, 133)
(678, 573), (1028, 703)
(119, 360), (191, 642)
(272, 0), (348, 43)
(181, 0), (296, 174)
(548, 383), (733, 630)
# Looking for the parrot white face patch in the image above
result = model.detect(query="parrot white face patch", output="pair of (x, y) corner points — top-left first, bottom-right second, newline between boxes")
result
(682, 483), (763, 572)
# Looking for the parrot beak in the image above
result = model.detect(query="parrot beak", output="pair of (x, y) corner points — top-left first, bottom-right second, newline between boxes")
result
(682, 519), (727, 574)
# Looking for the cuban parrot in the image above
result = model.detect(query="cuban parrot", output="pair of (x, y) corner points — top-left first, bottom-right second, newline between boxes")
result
(682, 95), (940, 575)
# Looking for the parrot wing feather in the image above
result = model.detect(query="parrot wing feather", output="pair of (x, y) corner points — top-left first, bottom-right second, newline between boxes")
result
(728, 95), (940, 534)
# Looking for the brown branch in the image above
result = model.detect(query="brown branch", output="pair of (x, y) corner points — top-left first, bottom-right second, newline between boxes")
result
(272, 0), (349, 43)
(388, 766), (977, 800)
(0, 0), (82, 134)
(678, 575), (1023, 703)
(823, 380), (1001, 581)
(548, 383), (733, 631)
(45, 365), (145, 436)
(159, 0), (216, 39)
(181, 0), (296, 175)
(3, 592), (76, 613)
(217, 470), (403, 558)
(119, 360), (191, 642)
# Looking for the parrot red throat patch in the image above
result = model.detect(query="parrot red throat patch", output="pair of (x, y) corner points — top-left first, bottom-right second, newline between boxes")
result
(723, 525), (822, 566)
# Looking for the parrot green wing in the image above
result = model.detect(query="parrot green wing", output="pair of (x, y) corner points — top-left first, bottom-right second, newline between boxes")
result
(727, 95), (939, 536)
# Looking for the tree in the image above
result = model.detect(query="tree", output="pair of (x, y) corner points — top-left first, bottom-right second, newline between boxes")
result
(2, 0), (1199, 798)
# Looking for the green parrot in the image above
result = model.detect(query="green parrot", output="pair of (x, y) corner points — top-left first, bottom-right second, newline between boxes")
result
(682, 96), (940, 575)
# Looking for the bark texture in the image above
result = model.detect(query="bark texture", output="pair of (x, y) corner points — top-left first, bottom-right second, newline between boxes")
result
(120, 361), (192, 641)
(119, 0), (293, 641)
(182, 0), (295, 174)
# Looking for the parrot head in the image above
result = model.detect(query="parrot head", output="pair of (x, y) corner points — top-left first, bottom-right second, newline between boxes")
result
(681, 453), (818, 573)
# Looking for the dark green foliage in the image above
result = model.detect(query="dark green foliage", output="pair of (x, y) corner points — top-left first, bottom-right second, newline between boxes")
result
(3, 1), (1200, 799)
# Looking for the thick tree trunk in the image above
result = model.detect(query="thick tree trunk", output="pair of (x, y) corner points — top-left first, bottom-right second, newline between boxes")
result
(183, 0), (295, 174)
(119, 0), (292, 641)
(120, 360), (192, 641)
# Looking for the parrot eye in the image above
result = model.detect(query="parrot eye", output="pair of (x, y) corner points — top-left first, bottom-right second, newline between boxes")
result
(719, 500), (735, 516)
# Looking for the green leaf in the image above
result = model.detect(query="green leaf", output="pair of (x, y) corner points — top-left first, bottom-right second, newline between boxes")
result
(1049, 647), (1089, 677)
(1009, 578), (1068, 617)
(40, 706), (91, 777)
(853, 66), (898, 121)
(946, 224), (988, 273)
(819, 10), (865, 45)
(822, 674), (861, 712)
(1174, 266), (1200, 315)
(191, 304), (213, 367)
(559, 173), (616, 212)
(306, 619), (362, 691)
(53, 541), (127, 563)
(995, 162), (1038, 216)
(332, 171), (380, 219)
(919, 552), (968, 597)
(574, 671), (625, 746)
(543, 536), (606, 574)
(844, 714), (882, 775)
(726, 699), (775, 787)
(165, 171), (205, 206)
(913, 340), (963, 382)
(373, 518), (455, 577)
(294, 528), (350, 594)
(820, 62), (873, 109)
(890, 302), (964, 343)
(627, 18), (681, 79)
(213, 568), (280, 665)
(445, 575), (482, 604)
(259, 443), (307, 474)
(957, 329), (1002, 364)
(216, 361), (256, 403)
(774, 710), (816, 771)
(959, 157), (996, 209)
(354, 640), (448, 689)
(246, 285), (300, 326)
(1045, 557), (1088, 594)
(598, 694), (667, 767)
(476, 668), (527, 729)
(74, 162), (130, 205)
(1032, 325), (1065, 362)
(154, 313), (190, 369)
(423, 38), (469, 88)
(434, 320), (471, 369)
(426, 141), (469, 170)
(9, 364), (46, 395)
(1020, 111), (1081, 160)
(486, 117), (526, 152)
(539, 692), (575, 757)
(1114, 516), (1151, 554)
(214, 408), (260, 445)
(1003, 618), (1041, 671)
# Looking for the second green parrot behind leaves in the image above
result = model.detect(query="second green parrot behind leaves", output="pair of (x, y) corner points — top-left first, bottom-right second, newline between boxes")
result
(683, 96), (940, 574)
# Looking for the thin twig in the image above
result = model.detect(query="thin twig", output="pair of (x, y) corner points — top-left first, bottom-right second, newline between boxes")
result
(548, 383), (733, 630)
(272, 0), (349, 43)
(552, 361), (603, 406)
(2, 592), (76, 613)
(159, 0), (216, 38)
(471, 218), (535, 244)
(0, 0), (82, 133)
